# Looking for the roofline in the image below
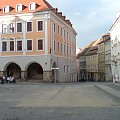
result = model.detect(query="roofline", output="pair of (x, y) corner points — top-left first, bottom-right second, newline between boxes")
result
(109, 15), (120, 31)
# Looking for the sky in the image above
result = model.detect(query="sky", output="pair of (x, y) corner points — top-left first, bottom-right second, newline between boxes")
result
(47, 0), (120, 49)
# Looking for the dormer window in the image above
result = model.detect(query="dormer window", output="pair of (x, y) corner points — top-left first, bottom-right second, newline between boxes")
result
(16, 4), (23, 12)
(3, 6), (10, 13)
(29, 2), (36, 10)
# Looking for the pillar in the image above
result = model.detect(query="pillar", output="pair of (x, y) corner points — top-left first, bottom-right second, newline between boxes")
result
(21, 71), (27, 81)
(0, 71), (4, 77)
(43, 71), (53, 82)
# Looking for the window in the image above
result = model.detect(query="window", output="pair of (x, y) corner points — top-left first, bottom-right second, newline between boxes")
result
(10, 41), (14, 51)
(17, 41), (22, 51)
(16, 4), (22, 11)
(27, 40), (32, 51)
(54, 40), (56, 51)
(64, 44), (66, 54)
(61, 43), (63, 53)
(3, 6), (10, 13)
(29, 2), (36, 10)
(27, 22), (32, 32)
(58, 26), (60, 35)
(64, 30), (66, 38)
(61, 28), (63, 36)
(2, 42), (7, 51)
(64, 65), (66, 73)
(54, 23), (56, 33)
(17, 23), (22, 32)
(9, 23), (14, 33)
(38, 39), (43, 50)
(38, 21), (43, 31)
(58, 42), (59, 52)
(2, 24), (7, 33)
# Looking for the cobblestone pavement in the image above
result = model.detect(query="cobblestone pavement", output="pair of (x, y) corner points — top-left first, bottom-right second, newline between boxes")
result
(0, 82), (120, 120)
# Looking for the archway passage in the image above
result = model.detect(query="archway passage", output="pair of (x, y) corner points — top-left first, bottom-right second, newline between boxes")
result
(6, 63), (21, 79)
(27, 63), (43, 80)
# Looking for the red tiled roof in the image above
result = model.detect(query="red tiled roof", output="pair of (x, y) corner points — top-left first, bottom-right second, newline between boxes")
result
(0, 0), (52, 15)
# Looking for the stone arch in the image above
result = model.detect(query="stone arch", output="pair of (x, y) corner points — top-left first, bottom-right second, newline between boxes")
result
(4, 62), (21, 79)
(26, 62), (43, 80)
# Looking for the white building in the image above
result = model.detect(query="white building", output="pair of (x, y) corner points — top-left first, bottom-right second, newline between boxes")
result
(109, 13), (120, 82)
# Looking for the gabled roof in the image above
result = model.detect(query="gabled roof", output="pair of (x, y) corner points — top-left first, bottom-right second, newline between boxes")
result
(85, 46), (98, 56)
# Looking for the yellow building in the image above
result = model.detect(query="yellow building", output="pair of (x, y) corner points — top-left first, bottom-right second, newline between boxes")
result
(86, 40), (100, 81)
(0, 0), (77, 82)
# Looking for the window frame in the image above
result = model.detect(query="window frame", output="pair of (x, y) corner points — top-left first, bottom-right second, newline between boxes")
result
(37, 38), (44, 51)
(2, 41), (7, 52)
(37, 20), (44, 32)
(29, 2), (36, 11)
(9, 40), (15, 52)
(27, 21), (33, 32)
(27, 39), (33, 51)
(16, 4), (23, 12)
(2, 24), (7, 34)
(17, 22), (22, 33)
(16, 40), (22, 52)
(3, 6), (10, 13)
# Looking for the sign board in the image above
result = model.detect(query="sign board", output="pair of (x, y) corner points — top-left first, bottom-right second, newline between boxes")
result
(51, 68), (59, 70)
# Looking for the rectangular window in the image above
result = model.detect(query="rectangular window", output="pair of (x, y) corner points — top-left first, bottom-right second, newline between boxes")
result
(16, 4), (22, 11)
(64, 44), (66, 54)
(3, 6), (9, 13)
(29, 2), (36, 10)
(61, 28), (63, 36)
(64, 65), (66, 73)
(2, 24), (7, 33)
(64, 30), (66, 38)
(10, 23), (14, 33)
(54, 40), (56, 51)
(2, 42), (7, 51)
(58, 42), (59, 52)
(17, 23), (22, 32)
(38, 39), (43, 50)
(61, 43), (63, 53)
(27, 40), (32, 51)
(10, 41), (14, 51)
(17, 41), (22, 51)
(27, 22), (32, 32)
(38, 21), (43, 31)
(54, 23), (56, 33)
(58, 26), (60, 35)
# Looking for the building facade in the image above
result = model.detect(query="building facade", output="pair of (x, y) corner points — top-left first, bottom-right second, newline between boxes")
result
(86, 46), (99, 81)
(98, 34), (112, 81)
(0, 0), (77, 82)
(98, 37), (105, 81)
(109, 13), (120, 82)
(104, 35), (112, 81)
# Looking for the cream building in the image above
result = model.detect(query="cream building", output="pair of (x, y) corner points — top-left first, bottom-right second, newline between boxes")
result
(109, 13), (120, 82)
(0, 0), (77, 83)
(86, 40), (100, 81)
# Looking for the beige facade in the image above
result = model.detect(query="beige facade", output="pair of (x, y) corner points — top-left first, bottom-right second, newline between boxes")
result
(98, 34), (112, 81)
(0, 0), (77, 82)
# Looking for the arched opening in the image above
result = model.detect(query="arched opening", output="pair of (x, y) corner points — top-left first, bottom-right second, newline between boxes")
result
(5, 63), (21, 79)
(27, 63), (43, 80)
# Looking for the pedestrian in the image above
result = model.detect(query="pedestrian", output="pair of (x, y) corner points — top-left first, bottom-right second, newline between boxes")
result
(7, 76), (10, 83)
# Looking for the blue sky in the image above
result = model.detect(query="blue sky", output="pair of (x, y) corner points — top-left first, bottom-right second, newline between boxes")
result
(47, 0), (120, 48)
